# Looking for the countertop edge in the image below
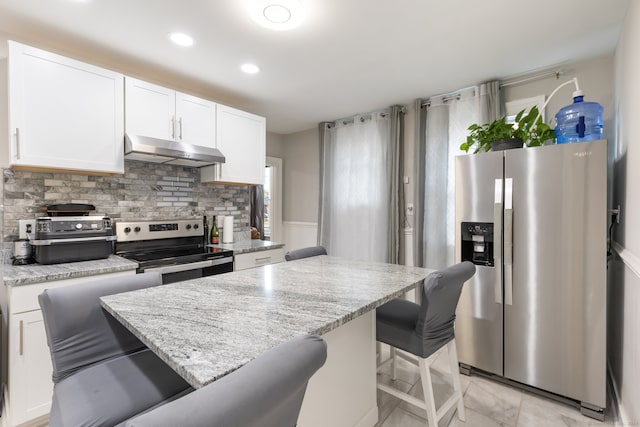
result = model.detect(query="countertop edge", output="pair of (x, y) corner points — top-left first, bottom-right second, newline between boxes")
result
(3, 255), (138, 287)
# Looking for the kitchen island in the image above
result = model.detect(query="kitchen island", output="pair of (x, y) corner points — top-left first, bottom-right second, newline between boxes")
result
(101, 256), (430, 427)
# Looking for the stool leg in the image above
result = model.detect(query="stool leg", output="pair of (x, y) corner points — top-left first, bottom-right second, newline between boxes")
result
(390, 346), (397, 380)
(447, 340), (466, 421)
(419, 358), (438, 427)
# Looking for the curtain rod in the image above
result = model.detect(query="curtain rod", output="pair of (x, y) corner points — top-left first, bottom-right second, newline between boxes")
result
(420, 69), (566, 108)
(327, 105), (407, 127)
(500, 69), (565, 88)
(421, 85), (476, 107)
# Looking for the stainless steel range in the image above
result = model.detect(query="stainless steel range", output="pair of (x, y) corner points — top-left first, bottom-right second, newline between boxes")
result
(115, 218), (234, 284)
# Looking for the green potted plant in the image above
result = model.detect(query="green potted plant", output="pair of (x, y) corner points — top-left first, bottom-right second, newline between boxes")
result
(460, 106), (554, 153)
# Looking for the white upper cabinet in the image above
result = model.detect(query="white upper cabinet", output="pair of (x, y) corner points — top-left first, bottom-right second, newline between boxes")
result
(124, 77), (175, 140)
(176, 92), (217, 148)
(125, 77), (216, 148)
(202, 104), (266, 185)
(6, 41), (125, 174)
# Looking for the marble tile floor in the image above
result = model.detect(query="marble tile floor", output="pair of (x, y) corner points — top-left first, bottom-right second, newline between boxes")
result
(375, 345), (620, 427)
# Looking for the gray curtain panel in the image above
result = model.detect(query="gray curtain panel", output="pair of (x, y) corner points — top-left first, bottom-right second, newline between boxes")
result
(413, 81), (501, 268)
(318, 107), (404, 263)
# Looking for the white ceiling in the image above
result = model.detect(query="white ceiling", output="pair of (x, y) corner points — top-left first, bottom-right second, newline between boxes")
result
(0, 0), (629, 134)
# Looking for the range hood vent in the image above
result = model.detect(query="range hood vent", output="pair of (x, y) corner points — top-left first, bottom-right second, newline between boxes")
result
(124, 134), (225, 167)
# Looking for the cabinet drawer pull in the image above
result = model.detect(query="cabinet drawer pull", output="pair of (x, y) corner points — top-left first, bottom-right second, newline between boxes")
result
(254, 256), (271, 264)
(19, 320), (24, 356)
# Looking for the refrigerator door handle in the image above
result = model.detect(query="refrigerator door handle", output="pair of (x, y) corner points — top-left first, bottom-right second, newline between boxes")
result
(494, 179), (503, 304)
(504, 178), (514, 306)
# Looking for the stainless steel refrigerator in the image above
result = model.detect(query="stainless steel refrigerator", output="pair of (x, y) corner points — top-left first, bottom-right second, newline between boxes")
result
(454, 139), (607, 419)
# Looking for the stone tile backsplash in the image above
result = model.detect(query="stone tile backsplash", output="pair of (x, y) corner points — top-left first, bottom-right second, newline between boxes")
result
(2, 160), (252, 253)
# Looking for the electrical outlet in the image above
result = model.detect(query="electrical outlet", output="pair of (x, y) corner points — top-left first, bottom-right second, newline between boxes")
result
(19, 219), (36, 239)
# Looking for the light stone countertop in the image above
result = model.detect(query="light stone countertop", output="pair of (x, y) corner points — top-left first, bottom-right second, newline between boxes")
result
(2, 255), (138, 286)
(101, 256), (430, 389)
(207, 239), (285, 254)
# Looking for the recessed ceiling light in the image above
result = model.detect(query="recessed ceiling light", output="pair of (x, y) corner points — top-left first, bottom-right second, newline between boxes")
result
(169, 32), (194, 47)
(250, 0), (303, 31)
(263, 4), (291, 23)
(241, 63), (260, 74)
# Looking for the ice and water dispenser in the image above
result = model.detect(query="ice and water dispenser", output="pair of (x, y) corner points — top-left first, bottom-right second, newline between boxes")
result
(461, 222), (494, 266)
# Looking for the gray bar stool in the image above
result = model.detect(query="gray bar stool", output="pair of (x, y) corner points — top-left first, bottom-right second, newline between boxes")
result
(376, 261), (476, 426)
(38, 273), (193, 427)
(123, 334), (327, 427)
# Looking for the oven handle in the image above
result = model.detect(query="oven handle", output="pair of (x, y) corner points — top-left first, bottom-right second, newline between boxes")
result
(142, 258), (232, 275)
(30, 236), (117, 246)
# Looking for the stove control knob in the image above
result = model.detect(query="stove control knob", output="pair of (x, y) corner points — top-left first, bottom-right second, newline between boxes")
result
(134, 226), (141, 233)
(186, 224), (192, 230)
(124, 227), (131, 233)
(193, 224), (199, 230)
(75, 223), (83, 230)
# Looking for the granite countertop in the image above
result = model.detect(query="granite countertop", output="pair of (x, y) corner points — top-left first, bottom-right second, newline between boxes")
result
(2, 255), (138, 286)
(207, 239), (285, 254)
(101, 256), (430, 388)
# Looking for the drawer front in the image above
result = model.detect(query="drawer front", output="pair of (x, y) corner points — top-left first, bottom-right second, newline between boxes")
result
(234, 248), (285, 271)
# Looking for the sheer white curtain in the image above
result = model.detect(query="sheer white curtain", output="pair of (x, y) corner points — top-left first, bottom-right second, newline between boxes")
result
(415, 82), (501, 269)
(319, 111), (393, 262)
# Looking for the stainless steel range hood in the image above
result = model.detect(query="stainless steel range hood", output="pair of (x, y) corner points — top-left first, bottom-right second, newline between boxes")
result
(124, 134), (225, 167)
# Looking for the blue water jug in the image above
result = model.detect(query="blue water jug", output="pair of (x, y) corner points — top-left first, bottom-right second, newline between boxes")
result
(554, 90), (603, 144)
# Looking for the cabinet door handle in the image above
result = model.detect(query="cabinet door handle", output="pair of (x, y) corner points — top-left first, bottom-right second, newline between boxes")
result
(19, 320), (24, 356)
(170, 116), (175, 139)
(15, 128), (20, 160)
(178, 117), (183, 140)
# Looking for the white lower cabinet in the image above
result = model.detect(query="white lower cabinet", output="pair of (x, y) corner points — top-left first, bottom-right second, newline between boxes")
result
(6, 270), (135, 427)
(9, 310), (52, 426)
(234, 248), (285, 271)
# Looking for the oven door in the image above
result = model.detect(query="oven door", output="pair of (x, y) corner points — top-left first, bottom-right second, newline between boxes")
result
(141, 257), (234, 284)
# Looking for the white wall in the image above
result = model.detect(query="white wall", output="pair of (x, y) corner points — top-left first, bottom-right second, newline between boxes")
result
(282, 128), (319, 223)
(266, 131), (285, 158)
(609, 2), (640, 423)
(266, 128), (320, 251)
